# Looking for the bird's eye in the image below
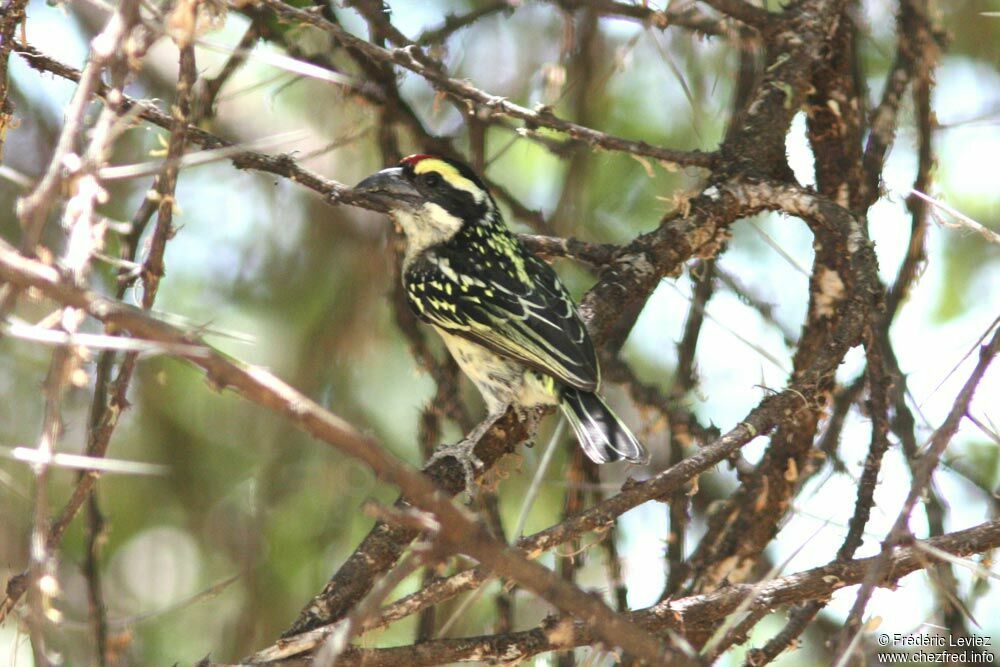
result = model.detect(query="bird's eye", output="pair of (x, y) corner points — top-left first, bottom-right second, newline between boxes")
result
(421, 172), (443, 188)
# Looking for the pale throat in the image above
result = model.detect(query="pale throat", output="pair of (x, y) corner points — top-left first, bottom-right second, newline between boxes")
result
(393, 203), (464, 266)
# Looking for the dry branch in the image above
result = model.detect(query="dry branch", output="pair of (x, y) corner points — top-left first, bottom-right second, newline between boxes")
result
(249, 0), (716, 169)
(0, 240), (668, 663)
(0, 0), (983, 664)
(247, 519), (1000, 666)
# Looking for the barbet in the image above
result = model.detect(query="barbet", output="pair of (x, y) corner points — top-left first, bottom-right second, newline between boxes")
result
(355, 155), (648, 483)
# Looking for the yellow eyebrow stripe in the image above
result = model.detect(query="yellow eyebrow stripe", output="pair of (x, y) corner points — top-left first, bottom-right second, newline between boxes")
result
(413, 159), (484, 202)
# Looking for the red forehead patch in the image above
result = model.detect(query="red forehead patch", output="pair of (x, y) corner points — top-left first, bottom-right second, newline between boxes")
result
(399, 154), (435, 167)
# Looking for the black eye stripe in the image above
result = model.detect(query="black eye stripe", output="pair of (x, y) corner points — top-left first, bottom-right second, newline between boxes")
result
(422, 172), (443, 187)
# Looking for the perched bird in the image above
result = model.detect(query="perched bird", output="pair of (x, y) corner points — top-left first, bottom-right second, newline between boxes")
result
(355, 155), (648, 483)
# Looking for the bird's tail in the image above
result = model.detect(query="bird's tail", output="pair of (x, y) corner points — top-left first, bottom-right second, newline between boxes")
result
(559, 388), (649, 465)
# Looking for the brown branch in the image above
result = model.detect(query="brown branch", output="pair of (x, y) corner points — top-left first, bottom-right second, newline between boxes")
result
(860, 0), (943, 209)
(519, 234), (618, 266)
(663, 258), (717, 595)
(286, 520), (1000, 666)
(699, 0), (778, 30)
(660, 1), (870, 608)
(815, 375), (863, 474)
(416, 1), (514, 45)
(564, 0), (728, 37)
(9, 41), (379, 209)
(746, 599), (823, 665)
(838, 339), (893, 560)
(751, 13), (938, 648)
(889, 58), (935, 318)
(834, 322), (1000, 659)
(313, 549), (425, 664)
(0, 240), (672, 664)
(197, 16), (260, 119)
(143, 40), (196, 306)
(704, 607), (770, 663)
(10, 37), (880, 655)
(804, 2), (865, 211)
(251, 386), (827, 662)
(683, 175), (879, 606)
(248, 0), (716, 169)
(0, 0), (29, 159)
(347, 0), (413, 49)
(2, 13), (219, 629)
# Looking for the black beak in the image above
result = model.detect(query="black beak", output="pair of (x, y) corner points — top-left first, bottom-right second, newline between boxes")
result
(354, 166), (420, 206)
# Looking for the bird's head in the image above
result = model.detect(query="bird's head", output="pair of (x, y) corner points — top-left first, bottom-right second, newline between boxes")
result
(355, 155), (496, 258)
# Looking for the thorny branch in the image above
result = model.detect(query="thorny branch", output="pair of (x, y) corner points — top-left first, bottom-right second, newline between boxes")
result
(834, 323), (1000, 660)
(0, 239), (670, 664)
(0, 0), (993, 664)
(249, 0), (716, 169)
(241, 519), (1000, 667)
(0, 0), (241, 635)
(0, 0), (29, 159)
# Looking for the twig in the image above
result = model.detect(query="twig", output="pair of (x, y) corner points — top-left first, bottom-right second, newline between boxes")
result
(198, 19), (261, 117)
(559, 0), (729, 37)
(744, 600), (822, 665)
(416, 1), (514, 44)
(1, 10), (217, 630)
(519, 234), (618, 266)
(250, 0), (716, 169)
(141, 34), (197, 307)
(679, 177), (880, 600)
(313, 550), (424, 666)
(699, 0), (777, 30)
(10, 41), (376, 210)
(837, 339), (893, 559)
(12, 7), (127, 255)
(250, 394), (803, 660)
(0, 238), (669, 664)
(25, 344), (75, 666)
(0, 447), (167, 475)
(887, 68), (935, 316)
(834, 323), (1000, 661)
(0, 0), (29, 159)
(293, 520), (1000, 667)
(860, 0), (943, 209)
(663, 259), (717, 596)
(910, 190), (1000, 245)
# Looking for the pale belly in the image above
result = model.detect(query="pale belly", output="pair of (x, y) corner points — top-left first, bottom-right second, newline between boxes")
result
(436, 329), (559, 413)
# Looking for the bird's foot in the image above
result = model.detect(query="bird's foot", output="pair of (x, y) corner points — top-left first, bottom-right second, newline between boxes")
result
(514, 404), (543, 437)
(426, 438), (484, 495)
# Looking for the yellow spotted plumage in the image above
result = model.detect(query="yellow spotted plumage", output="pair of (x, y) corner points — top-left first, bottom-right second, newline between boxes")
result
(355, 155), (649, 479)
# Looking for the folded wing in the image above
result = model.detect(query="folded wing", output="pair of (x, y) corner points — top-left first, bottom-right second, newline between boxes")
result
(404, 242), (599, 392)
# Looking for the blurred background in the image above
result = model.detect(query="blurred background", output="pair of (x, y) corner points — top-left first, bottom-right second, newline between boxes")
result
(0, 0), (997, 664)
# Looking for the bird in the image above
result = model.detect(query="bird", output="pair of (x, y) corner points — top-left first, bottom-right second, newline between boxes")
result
(355, 154), (648, 486)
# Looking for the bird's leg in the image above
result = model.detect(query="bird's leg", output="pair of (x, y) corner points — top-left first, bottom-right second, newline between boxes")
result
(514, 405), (543, 443)
(426, 409), (506, 494)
